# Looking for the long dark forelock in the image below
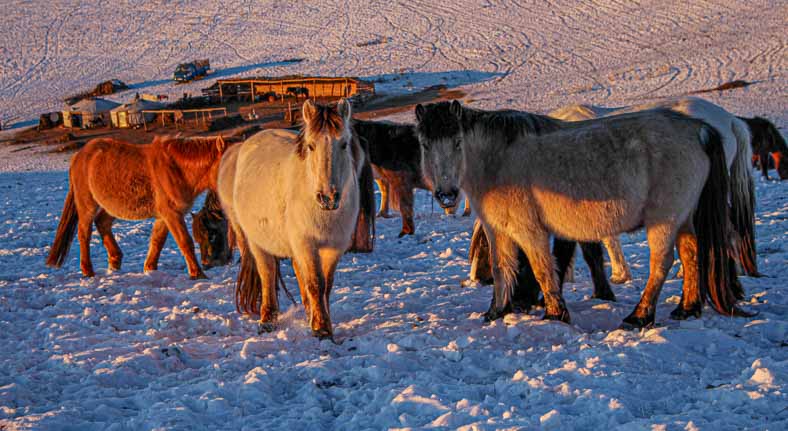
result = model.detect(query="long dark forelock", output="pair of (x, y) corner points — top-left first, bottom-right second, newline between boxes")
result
(415, 102), (462, 141)
(295, 103), (347, 159)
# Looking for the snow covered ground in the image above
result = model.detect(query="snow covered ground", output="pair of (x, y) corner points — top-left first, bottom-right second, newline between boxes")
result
(1, 1), (786, 430)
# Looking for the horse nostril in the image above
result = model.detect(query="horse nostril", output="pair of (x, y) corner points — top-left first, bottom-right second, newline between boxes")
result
(332, 191), (340, 203)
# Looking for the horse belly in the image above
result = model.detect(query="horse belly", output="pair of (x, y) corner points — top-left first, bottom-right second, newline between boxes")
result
(535, 192), (643, 241)
(88, 156), (155, 220)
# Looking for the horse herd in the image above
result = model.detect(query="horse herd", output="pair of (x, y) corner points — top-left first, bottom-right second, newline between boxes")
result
(46, 96), (787, 339)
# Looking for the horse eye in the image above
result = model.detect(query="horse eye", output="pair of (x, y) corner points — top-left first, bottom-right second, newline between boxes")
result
(341, 141), (348, 150)
(307, 144), (315, 152)
(454, 139), (462, 150)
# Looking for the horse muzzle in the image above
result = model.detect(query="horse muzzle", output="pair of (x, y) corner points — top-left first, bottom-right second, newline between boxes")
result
(316, 191), (341, 211)
(434, 187), (459, 209)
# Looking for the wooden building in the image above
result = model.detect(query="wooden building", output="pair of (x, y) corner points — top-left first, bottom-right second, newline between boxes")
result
(205, 76), (374, 103)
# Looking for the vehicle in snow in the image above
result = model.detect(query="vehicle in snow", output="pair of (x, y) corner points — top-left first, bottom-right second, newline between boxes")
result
(173, 59), (211, 83)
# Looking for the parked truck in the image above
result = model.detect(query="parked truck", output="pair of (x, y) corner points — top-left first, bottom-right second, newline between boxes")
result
(173, 59), (210, 83)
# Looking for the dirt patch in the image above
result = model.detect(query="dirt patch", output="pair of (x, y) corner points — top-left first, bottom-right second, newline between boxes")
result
(690, 79), (754, 94)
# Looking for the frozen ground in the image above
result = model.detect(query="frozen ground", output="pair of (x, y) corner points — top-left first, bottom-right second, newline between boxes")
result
(1, 0), (787, 430)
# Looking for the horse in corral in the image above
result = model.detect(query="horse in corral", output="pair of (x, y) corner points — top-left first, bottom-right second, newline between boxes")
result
(353, 119), (470, 237)
(46, 135), (228, 279)
(416, 100), (750, 328)
(548, 97), (759, 279)
(192, 190), (235, 269)
(738, 116), (788, 180)
(218, 99), (368, 339)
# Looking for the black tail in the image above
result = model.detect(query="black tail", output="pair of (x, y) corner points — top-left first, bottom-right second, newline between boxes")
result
(236, 238), (262, 315)
(468, 219), (493, 283)
(695, 126), (750, 316)
(348, 137), (376, 253)
(46, 186), (78, 268)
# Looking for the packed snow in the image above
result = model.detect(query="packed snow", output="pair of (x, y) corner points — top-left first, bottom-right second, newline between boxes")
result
(1, 1), (786, 430)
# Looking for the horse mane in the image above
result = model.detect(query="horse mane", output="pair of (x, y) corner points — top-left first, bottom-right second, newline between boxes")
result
(153, 135), (225, 165)
(295, 103), (346, 160)
(463, 108), (561, 145)
(416, 101), (561, 146)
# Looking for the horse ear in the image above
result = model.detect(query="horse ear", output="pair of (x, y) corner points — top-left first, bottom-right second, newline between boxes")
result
(450, 100), (463, 120)
(337, 98), (352, 123)
(415, 104), (425, 122)
(302, 99), (317, 124)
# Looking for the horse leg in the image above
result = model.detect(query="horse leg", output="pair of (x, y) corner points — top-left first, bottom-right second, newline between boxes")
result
(623, 224), (677, 328)
(74, 195), (98, 277)
(293, 250), (332, 338)
(395, 183), (415, 237)
(462, 193), (472, 216)
(94, 209), (123, 271)
(552, 238), (576, 291)
(319, 248), (342, 337)
(670, 223), (702, 320)
(580, 242), (616, 301)
(758, 149), (770, 179)
(375, 179), (392, 218)
(604, 236), (632, 284)
(512, 249), (540, 312)
(483, 226), (521, 321)
(510, 228), (570, 322)
(161, 213), (206, 279)
(249, 245), (279, 331)
(144, 219), (168, 272)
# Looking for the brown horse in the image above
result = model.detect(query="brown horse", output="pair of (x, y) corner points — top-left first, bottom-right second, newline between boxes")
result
(46, 135), (228, 279)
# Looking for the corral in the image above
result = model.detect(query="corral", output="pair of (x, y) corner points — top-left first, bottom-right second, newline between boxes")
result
(204, 76), (374, 103)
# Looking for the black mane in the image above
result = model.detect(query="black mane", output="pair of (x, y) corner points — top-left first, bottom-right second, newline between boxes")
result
(415, 101), (561, 145)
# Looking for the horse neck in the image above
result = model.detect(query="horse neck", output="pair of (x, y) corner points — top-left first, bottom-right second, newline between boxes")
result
(176, 157), (218, 197)
(460, 128), (506, 195)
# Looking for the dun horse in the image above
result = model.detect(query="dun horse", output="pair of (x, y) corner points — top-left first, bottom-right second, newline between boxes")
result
(46, 136), (228, 278)
(548, 97), (758, 278)
(218, 99), (368, 339)
(416, 101), (748, 327)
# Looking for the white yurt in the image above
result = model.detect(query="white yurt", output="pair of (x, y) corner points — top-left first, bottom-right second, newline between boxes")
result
(110, 98), (165, 128)
(62, 98), (120, 129)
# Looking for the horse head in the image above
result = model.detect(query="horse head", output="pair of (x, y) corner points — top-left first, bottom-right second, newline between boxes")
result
(297, 99), (359, 211)
(191, 190), (232, 269)
(415, 100), (465, 209)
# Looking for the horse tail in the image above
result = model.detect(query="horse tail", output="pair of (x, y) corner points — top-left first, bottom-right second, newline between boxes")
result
(348, 137), (376, 253)
(729, 118), (760, 279)
(468, 218), (492, 283)
(235, 237), (262, 315)
(46, 185), (78, 268)
(695, 125), (749, 316)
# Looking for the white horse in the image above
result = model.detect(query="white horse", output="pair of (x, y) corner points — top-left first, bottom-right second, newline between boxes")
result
(416, 101), (748, 328)
(550, 97), (758, 281)
(218, 99), (366, 339)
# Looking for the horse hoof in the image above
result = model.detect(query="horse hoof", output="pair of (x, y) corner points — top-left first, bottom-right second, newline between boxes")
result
(621, 312), (655, 329)
(609, 274), (631, 284)
(377, 212), (393, 219)
(669, 305), (702, 321)
(312, 328), (333, 340)
(543, 309), (571, 324)
(398, 230), (414, 238)
(81, 267), (95, 278)
(190, 272), (208, 280)
(592, 290), (617, 302)
(258, 321), (277, 334)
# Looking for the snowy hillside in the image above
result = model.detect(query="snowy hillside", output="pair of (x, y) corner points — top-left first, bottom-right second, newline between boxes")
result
(1, 1), (786, 430)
